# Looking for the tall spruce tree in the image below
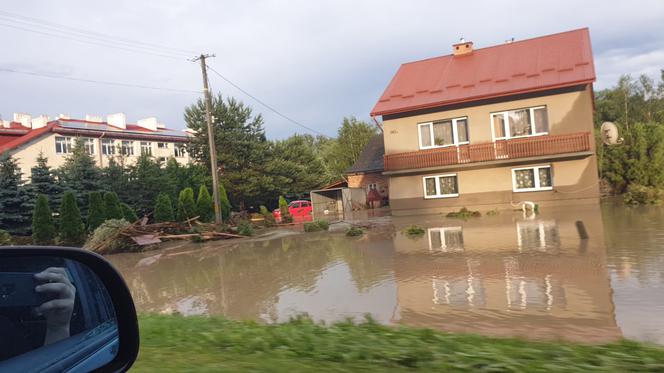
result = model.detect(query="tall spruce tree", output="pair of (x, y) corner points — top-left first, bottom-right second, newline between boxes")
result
(0, 154), (33, 235)
(29, 152), (62, 210)
(154, 193), (174, 222)
(87, 192), (106, 232)
(103, 192), (124, 220)
(125, 154), (166, 216)
(32, 194), (55, 245)
(59, 191), (86, 246)
(196, 185), (213, 222)
(58, 138), (102, 213)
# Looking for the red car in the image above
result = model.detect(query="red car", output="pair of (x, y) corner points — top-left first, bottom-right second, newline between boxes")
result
(273, 200), (313, 222)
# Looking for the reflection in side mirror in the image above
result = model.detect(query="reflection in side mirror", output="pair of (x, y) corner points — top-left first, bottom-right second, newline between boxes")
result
(0, 248), (139, 373)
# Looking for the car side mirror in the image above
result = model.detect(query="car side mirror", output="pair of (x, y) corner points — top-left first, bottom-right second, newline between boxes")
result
(0, 246), (139, 372)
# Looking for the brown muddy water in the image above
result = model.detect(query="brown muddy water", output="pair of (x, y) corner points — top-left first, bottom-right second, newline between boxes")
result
(107, 203), (664, 345)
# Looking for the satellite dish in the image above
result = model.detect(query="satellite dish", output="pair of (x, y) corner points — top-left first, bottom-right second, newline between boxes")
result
(600, 122), (624, 145)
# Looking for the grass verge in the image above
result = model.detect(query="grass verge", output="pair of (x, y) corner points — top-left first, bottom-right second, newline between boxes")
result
(134, 315), (664, 372)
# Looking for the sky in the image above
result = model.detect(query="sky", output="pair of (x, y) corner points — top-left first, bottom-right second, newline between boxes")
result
(2, 1), (663, 139)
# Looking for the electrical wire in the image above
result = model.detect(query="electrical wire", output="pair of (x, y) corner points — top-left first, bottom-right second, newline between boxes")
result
(0, 10), (196, 56)
(205, 64), (329, 137)
(0, 22), (188, 60)
(0, 67), (201, 94)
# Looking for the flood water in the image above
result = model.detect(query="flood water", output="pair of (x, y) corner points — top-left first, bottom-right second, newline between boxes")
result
(108, 203), (664, 344)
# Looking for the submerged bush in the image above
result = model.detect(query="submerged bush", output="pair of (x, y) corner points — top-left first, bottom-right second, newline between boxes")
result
(446, 207), (481, 219)
(402, 225), (425, 236)
(304, 220), (330, 232)
(85, 219), (139, 254)
(237, 220), (254, 236)
(486, 209), (500, 216)
(623, 184), (664, 205)
(346, 226), (364, 237)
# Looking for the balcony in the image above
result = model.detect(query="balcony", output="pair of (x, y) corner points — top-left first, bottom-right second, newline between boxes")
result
(384, 132), (591, 172)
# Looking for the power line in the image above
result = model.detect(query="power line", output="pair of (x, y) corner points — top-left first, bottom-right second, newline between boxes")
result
(205, 64), (329, 137)
(0, 22), (188, 60)
(0, 10), (196, 56)
(0, 67), (201, 94)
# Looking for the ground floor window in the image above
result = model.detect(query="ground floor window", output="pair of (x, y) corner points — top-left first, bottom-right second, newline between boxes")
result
(423, 174), (458, 198)
(55, 136), (72, 154)
(512, 165), (552, 192)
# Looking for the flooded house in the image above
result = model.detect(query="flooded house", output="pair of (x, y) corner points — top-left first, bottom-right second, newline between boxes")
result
(370, 28), (600, 215)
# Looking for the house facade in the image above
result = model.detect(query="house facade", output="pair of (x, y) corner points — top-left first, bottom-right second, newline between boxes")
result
(371, 28), (599, 215)
(0, 113), (191, 178)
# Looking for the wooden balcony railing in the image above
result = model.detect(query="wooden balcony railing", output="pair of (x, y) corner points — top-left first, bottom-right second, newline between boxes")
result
(384, 132), (591, 172)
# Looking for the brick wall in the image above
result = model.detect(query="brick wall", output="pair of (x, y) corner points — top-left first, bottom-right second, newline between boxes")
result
(347, 172), (389, 198)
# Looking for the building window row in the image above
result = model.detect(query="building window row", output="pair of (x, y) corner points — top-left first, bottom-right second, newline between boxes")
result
(422, 165), (553, 199)
(417, 105), (549, 150)
(56, 137), (186, 159)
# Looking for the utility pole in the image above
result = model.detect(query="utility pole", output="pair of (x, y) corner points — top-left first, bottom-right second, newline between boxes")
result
(194, 54), (223, 225)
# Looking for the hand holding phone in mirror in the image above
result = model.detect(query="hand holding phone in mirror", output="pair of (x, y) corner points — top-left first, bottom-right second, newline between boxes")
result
(34, 267), (76, 345)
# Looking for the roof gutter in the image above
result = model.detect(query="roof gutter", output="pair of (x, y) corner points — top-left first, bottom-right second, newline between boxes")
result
(371, 116), (383, 133)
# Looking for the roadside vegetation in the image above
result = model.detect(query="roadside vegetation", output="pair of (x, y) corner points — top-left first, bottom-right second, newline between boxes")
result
(134, 314), (664, 372)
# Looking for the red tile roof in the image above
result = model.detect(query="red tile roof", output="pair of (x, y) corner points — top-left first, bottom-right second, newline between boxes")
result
(371, 28), (595, 117)
(0, 123), (55, 153)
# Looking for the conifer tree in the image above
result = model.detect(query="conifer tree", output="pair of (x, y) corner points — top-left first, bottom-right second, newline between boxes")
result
(176, 187), (196, 221)
(58, 139), (102, 212)
(154, 193), (174, 222)
(32, 194), (55, 245)
(0, 154), (33, 235)
(29, 152), (62, 210)
(121, 203), (139, 223)
(103, 192), (124, 220)
(59, 191), (85, 246)
(87, 192), (106, 231)
(196, 185), (213, 222)
(218, 183), (231, 220)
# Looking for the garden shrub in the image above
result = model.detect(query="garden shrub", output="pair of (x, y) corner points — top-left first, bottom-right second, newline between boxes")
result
(87, 192), (106, 231)
(237, 220), (254, 236)
(259, 205), (276, 227)
(59, 191), (86, 246)
(32, 194), (55, 245)
(346, 226), (364, 237)
(103, 192), (124, 220)
(0, 229), (13, 245)
(177, 187), (196, 221)
(121, 203), (139, 223)
(85, 219), (138, 254)
(196, 185), (213, 222)
(304, 220), (330, 232)
(154, 193), (175, 222)
(623, 184), (664, 205)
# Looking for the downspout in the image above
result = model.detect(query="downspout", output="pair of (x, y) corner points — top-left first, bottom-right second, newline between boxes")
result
(98, 132), (105, 167)
(371, 116), (383, 133)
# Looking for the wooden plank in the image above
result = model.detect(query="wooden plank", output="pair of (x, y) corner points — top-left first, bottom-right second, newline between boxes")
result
(131, 234), (162, 245)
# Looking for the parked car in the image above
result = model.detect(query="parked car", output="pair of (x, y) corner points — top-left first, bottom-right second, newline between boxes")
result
(272, 200), (312, 222)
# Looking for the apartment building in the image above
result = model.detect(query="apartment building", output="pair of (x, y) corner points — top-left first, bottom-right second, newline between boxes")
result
(0, 113), (191, 177)
(370, 28), (599, 215)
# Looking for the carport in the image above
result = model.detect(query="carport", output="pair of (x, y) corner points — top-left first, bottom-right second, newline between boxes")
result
(310, 187), (366, 221)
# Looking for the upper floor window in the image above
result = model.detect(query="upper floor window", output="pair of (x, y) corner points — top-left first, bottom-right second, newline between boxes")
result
(101, 139), (115, 155)
(418, 117), (469, 149)
(83, 138), (95, 155)
(140, 141), (152, 155)
(55, 136), (72, 154)
(491, 106), (549, 140)
(157, 142), (168, 149)
(174, 145), (186, 158)
(423, 174), (459, 199)
(121, 140), (134, 156)
(512, 165), (552, 192)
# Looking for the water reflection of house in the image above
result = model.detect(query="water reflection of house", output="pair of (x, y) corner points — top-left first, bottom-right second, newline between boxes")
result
(392, 205), (621, 343)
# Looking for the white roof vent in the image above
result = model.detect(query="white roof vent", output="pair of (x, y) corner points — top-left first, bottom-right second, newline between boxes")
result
(137, 117), (158, 131)
(107, 113), (127, 129)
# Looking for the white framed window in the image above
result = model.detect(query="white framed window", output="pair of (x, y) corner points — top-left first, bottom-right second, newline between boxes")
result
(491, 106), (549, 140)
(140, 141), (152, 155)
(418, 117), (469, 149)
(174, 145), (186, 158)
(512, 165), (552, 192)
(367, 183), (377, 191)
(423, 174), (459, 198)
(101, 139), (115, 155)
(55, 136), (72, 154)
(120, 140), (134, 156)
(83, 138), (95, 155)
(157, 142), (168, 149)
(428, 227), (464, 252)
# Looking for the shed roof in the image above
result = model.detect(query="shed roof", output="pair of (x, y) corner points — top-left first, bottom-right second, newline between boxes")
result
(371, 28), (595, 117)
(346, 134), (385, 174)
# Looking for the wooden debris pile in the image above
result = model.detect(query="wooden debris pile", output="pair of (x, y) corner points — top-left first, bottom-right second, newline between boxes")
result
(87, 216), (246, 254)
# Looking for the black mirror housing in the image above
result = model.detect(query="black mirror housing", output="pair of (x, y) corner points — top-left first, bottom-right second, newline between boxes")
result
(0, 246), (139, 372)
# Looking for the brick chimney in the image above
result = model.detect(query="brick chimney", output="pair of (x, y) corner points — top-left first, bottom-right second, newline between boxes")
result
(452, 38), (473, 56)
(13, 113), (32, 128)
(31, 115), (50, 129)
(137, 117), (158, 131)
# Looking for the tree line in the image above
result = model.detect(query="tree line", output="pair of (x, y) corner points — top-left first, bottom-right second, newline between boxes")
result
(595, 70), (664, 203)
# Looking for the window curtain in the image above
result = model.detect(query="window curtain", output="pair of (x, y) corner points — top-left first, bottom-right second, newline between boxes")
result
(439, 176), (458, 194)
(433, 121), (454, 146)
(514, 169), (535, 189)
(508, 109), (532, 137)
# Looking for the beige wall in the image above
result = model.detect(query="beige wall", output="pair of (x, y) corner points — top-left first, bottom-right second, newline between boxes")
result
(389, 156), (599, 215)
(10, 133), (190, 178)
(383, 85), (595, 155)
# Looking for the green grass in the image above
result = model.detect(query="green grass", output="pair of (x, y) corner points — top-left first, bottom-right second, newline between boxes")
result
(134, 315), (664, 372)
